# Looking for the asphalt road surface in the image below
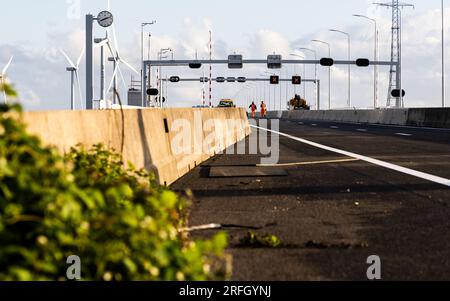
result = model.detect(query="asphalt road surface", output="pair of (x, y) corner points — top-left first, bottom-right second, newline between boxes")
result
(172, 118), (450, 281)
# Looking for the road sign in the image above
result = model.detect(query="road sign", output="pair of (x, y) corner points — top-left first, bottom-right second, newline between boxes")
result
(320, 58), (334, 67)
(200, 77), (209, 83)
(169, 76), (180, 83)
(216, 77), (226, 83)
(292, 76), (302, 85)
(147, 88), (159, 96)
(267, 55), (282, 69)
(228, 54), (243, 69)
(270, 75), (280, 85)
(356, 58), (370, 67)
(227, 77), (236, 82)
(237, 77), (247, 83)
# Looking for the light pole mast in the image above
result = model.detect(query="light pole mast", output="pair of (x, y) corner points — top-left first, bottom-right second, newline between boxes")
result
(353, 15), (378, 109)
(299, 47), (319, 109)
(312, 39), (331, 110)
(442, 0), (446, 108)
(329, 29), (351, 108)
(86, 14), (94, 110)
(141, 21), (156, 107)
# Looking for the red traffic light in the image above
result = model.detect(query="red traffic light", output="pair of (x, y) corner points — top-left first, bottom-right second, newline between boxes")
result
(270, 75), (280, 85)
(292, 76), (302, 85)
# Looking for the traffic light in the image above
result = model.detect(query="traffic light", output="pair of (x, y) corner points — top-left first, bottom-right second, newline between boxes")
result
(270, 75), (280, 85)
(146, 88), (159, 96)
(320, 58), (334, 67)
(292, 76), (302, 85)
(169, 76), (180, 83)
(189, 62), (202, 69)
(356, 58), (370, 67)
(391, 89), (406, 98)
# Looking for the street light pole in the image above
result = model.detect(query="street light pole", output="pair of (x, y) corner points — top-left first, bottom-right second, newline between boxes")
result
(442, 0), (446, 108)
(329, 29), (351, 108)
(353, 14), (378, 109)
(312, 39), (331, 109)
(299, 47), (319, 109)
(141, 21), (156, 107)
(290, 53), (306, 99)
(157, 48), (172, 107)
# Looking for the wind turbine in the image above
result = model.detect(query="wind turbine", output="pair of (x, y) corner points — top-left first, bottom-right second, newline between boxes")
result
(60, 49), (84, 110)
(105, 0), (139, 104)
(1, 56), (14, 104)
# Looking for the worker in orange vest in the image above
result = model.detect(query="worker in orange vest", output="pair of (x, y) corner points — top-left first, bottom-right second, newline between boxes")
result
(249, 102), (257, 118)
(260, 101), (267, 118)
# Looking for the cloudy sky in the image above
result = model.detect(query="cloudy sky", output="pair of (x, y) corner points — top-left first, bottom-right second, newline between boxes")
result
(0, 0), (448, 111)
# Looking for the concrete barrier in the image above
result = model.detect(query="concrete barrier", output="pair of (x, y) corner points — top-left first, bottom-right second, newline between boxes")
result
(270, 108), (450, 128)
(407, 108), (450, 128)
(22, 108), (250, 186)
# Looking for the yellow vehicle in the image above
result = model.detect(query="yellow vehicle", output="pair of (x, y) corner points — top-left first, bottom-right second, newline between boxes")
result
(289, 94), (310, 110)
(218, 99), (236, 108)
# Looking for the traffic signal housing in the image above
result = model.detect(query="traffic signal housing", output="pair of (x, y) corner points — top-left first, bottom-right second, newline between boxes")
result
(292, 76), (302, 85)
(356, 58), (370, 67)
(169, 76), (180, 83)
(189, 62), (202, 69)
(270, 75), (280, 85)
(391, 89), (406, 98)
(147, 88), (159, 96)
(320, 58), (334, 67)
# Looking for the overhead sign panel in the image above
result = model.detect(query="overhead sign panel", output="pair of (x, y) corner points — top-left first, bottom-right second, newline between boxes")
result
(292, 76), (302, 85)
(267, 54), (282, 69)
(228, 54), (243, 69)
(270, 75), (280, 85)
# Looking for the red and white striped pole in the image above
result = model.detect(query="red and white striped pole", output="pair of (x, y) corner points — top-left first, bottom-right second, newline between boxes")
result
(209, 30), (212, 107)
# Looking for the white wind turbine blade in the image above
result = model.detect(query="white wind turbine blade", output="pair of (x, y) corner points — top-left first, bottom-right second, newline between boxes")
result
(60, 49), (76, 69)
(76, 46), (85, 68)
(106, 40), (119, 93)
(120, 58), (139, 75)
(107, 63), (119, 94)
(2, 56), (13, 75)
(75, 71), (84, 110)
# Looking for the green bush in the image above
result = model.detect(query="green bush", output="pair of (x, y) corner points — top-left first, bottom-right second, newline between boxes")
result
(0, 104), (229, 281)
(0, 82), (18, 98)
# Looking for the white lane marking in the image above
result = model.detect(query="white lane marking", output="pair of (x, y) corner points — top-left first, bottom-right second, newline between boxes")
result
(251, 124), (450, 187)
(396, 133), (412, 137)
(357, 129), (368, 132)
(331, 121), (450, 132)
(330, 126), (339, 129)
(311, 124), (318, 126)
(298, 122), (304, 125)
(257, 158), (360, 167)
